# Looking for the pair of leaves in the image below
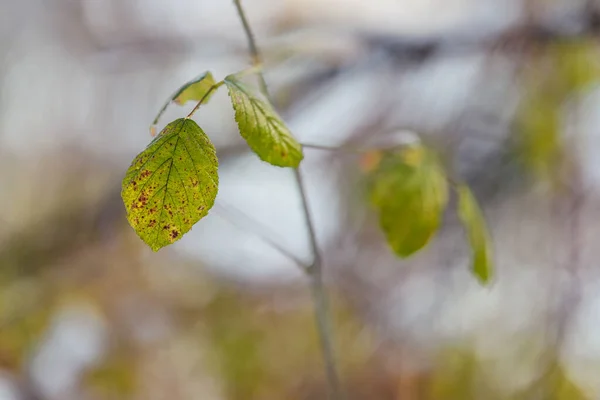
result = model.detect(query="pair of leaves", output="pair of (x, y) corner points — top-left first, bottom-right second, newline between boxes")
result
(367, 144), (492, 284)
(123, 71), (303, 251)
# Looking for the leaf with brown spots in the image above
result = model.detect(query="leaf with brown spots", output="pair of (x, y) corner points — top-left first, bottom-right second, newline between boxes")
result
(122, 118), (218, 251)
(224, 76), (303, 168)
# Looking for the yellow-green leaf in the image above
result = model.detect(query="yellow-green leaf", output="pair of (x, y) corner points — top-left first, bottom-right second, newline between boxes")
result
(456, 184), (493, 284)
(173, 72), (217, 105)
(122, 118), (218, 251)
(514, 91), (564, 186)
(552, 40), (600, 93)
(85, 354), (136, 396)
(368, 144), (448, 258)
(151, 72), (216, 127)
(224, 77), (303, 168)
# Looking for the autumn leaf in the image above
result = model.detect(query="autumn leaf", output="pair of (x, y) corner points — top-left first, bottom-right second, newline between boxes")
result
(224, 76), (303, 168)
(122, 118), (218, 251)
(456, 184), (493, 284)
(368, 144), (448, 257)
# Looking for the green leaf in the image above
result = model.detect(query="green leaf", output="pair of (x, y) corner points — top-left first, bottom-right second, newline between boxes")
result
(368, 144), (448, 258)
(152, 72), (217, 127)
(173, 72), (217, 105)
(224, 77), (303, 168)
(552, 40), (600, 93)
(456, 184), (493, 284)
(514, 91), (564, 186)
(122, 118), (218, 251)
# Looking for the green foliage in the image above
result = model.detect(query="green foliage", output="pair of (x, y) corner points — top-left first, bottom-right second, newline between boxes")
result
(513, 39), (600, 188)
(430, 347), (590, 400)
(514, 90), (564, 186)
(367, 144), (449, 258)
(172, 72), (217, 105)
(85, 353), (137, 397)
(151, 72), (216, 131)
(202, 287), (375, 400)
(224, 76), (304, 168)
(551, 40), (600, 94)
(549, 366), (590, 400)
(429, 347), (479, 399)
(204, 291), (268, 400)
(513, 363), (590, 400)
(122, 118), (218, 251)
(456, 184), (493, 284)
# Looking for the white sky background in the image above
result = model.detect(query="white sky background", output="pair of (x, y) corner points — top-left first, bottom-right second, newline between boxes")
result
(4, 0), (600, 396)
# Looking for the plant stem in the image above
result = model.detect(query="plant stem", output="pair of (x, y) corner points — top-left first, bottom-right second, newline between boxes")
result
(231, 1), (344, 398)
(186, 82), (223, 119)
(294, 168), (344, 399)
(232, 0), (269, 98)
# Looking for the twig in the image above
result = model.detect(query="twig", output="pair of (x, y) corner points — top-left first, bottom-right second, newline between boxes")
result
(294, 168), (344, 399)
(232, 0), (269, 98)
(231, 0), (344, 398)
(213, 202), (306, 269)
(186, 82), (223, 119)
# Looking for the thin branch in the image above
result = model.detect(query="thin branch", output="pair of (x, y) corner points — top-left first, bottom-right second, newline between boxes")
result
(232, 0), (269, 98)
(231, 1), (344, 398)
(186, 82), (223, 119)
(213, 202), (307, 270)
(294, 168), (344, 399)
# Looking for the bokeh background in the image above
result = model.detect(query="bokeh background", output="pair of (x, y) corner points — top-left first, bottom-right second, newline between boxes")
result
(3, 0), (600, 398)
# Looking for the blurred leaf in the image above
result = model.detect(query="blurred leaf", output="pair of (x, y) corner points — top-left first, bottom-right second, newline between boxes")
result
(224, 76), (304, 167)
(513, 39), (599, 188)
(205, 291), (267, 400)
(151, 72), (216, 129)
(515, 363), (590, 400)
(122, 118), (218, 251)
(368, 144), (448, 257)
(552, 40), (600, 93)
(456, 184), (493, 284)
(85, 354), (136, 397)
(514, 90), (564, 187)
(0, 305), (51, 370)
(551, 364), (589, 400)
(429, 348), (478, 400)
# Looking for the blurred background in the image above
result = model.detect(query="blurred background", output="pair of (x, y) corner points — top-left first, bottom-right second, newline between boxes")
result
(3, 0), (600, 398)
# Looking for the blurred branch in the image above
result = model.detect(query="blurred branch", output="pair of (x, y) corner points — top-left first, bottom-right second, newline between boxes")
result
(213, 201), (306, 269)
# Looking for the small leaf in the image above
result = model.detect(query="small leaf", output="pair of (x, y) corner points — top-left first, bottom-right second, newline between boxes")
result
(224, 77), (303, 167)
(368, 144), (448, 258)
(173, 72), (217, 105)
(151, 72), (216, 128)
(456, 184), (493, 284)
(122, 118), (218, 251)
